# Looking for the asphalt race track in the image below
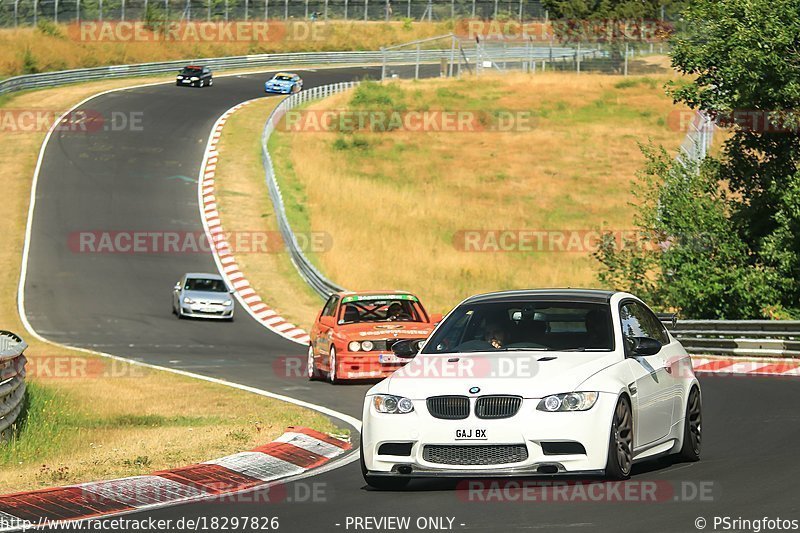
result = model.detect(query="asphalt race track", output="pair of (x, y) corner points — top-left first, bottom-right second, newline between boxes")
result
(23, 66), (800, 532)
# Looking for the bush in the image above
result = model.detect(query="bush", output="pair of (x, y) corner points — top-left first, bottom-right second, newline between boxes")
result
(594, 145), (793, 319)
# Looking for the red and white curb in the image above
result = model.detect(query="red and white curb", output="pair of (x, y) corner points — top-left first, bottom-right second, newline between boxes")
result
(0, 427), (349, 530)
(690, 355), (800, 376)
(198, 100), (310, 346)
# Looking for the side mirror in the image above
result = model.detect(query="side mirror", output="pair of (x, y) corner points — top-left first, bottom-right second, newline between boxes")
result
(319, 316), (335, 328)
(173, 282), (181, 291)
(391, 339), (423, 359)
(429, 313), (443, 324)
(625, 336), (662, 357)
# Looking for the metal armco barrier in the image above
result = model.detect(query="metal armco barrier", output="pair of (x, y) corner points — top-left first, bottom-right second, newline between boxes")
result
(261, 82), (358, 298)
(0, 46), (584, 96)
(670, 321), (800, 358)
(0, 331), (27, 438)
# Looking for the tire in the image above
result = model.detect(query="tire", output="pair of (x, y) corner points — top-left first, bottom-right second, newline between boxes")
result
(677, 387), (702, 462)
(307, 345), (321, 381)
(328, 346), (339, 384)
(209, 79), (213, 87)
(199, 80), (204, 88)
(360, 441), (410, 490)
(605, 396), (633, 480)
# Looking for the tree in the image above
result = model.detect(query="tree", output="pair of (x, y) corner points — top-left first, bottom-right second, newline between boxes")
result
(596, 0), (800, 318)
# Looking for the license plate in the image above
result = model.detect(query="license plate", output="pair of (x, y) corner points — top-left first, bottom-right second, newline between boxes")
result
(455, 428), (488, 441)
(182, 80), (191, 83)
(378, 353), (404, 364)
(200, 307), (216, 313)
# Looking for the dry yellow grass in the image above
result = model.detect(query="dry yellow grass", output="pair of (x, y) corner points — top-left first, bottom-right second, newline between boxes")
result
(270, 72), (689, 314)
(0, 78), (336, 493)
(213, 97), (322, 331)
(1, 21), (453, 77)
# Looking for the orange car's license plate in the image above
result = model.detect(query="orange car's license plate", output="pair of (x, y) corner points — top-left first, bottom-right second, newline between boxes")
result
(378, 353), (403, 364)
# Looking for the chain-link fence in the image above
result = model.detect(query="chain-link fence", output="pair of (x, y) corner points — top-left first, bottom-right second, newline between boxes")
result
(0, 0), (550, 26)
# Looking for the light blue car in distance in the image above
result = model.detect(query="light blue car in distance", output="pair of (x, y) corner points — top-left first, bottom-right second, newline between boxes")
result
(264, 72), (303, 94)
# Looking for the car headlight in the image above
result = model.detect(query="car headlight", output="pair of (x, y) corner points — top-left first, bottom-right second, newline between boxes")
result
(223, 300), (232, 306)
(348, 341), (361, 352)
(177, 75), (183, 79)
(183, 297), (194, 304)
(537, 392), (598, 412)
(361, 340), (374, 351)
(373, 395), (414, 414)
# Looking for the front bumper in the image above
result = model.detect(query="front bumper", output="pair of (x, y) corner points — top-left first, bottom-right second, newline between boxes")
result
(264, 85), (293, 93)
(181, 304), (234, 319)
(361, 393), (616, 476)
(336, 351), (414, 380)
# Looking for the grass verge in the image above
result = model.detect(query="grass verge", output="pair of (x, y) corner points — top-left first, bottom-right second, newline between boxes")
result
(0, 76), (337, 494)
(213, 97), (323, 332)
(267, 72), (690, 314)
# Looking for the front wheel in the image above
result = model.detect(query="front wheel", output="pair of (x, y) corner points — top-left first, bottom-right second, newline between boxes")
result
(307, 345), (321, 381)
(328, 346), (339, 384)
(360, 442), (409, 490)
(677, 387), (702, 461)
(605, 396), (633, 479)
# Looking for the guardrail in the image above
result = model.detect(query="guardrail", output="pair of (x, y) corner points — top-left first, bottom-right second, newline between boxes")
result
(261, 82), (358, 298)
(669, 321), (800, 359)
(0, 331), (27, 439)
(0, 46), (583, 96)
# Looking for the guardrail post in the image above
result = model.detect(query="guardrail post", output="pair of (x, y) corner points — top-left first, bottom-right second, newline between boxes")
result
(55, 0), (59, 23)
(264, 0), (268, 19)
(380, 47), (386, 81)
(576, 41), (581, 74)
(363, 0), (368, 21)
(245, 0), (249, 20)
(33, 0), (37, 24)
(324, 0), (328, 19)
(624, 41), (629, 76)
(284, 0), (287, 19)
(344, 0), (348, 19)
(415, 43), (420, 79)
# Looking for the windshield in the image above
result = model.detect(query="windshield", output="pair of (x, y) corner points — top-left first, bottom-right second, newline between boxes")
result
(422, 300), (614, 353)
(273, 75), (293, 81)
(180, 67), (202, 75)
(184, 278), (228, 293)
(337, 297), (424, 324)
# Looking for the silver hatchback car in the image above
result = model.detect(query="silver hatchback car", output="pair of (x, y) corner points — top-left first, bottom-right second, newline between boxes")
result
(172, 273), (234, 320)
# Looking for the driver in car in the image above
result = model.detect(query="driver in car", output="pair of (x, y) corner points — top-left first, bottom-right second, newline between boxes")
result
(483, 321), (507, 349)
(386, 302), (411, 321)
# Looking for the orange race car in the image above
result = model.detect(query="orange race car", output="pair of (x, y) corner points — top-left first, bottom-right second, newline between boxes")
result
(307, 291), (442, 383)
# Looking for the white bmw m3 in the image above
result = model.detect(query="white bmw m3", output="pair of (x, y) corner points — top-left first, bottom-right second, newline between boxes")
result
(360, 289), (702, 489)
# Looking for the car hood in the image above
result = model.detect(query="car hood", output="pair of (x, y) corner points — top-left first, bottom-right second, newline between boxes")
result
(336, 322), (434, 339)
(266, 79), (293, 86)
(182, 290), (231, 304)
(383, 351), (622, 399)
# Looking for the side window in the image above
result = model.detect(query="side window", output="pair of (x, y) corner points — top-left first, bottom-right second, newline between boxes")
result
(619, 302), (668, 344)
(321, 296), (339, 317)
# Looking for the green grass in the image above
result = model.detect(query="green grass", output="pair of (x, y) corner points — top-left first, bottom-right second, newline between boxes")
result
(0, 382), (68, 465)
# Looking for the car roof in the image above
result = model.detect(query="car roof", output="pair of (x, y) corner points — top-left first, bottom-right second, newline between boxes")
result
(183, 272), (224, 281)
(184, 65), (204, 69)
(462, 288), (616, 305)
(335, 290), (416, 298)
(274, 72), (297, 77)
